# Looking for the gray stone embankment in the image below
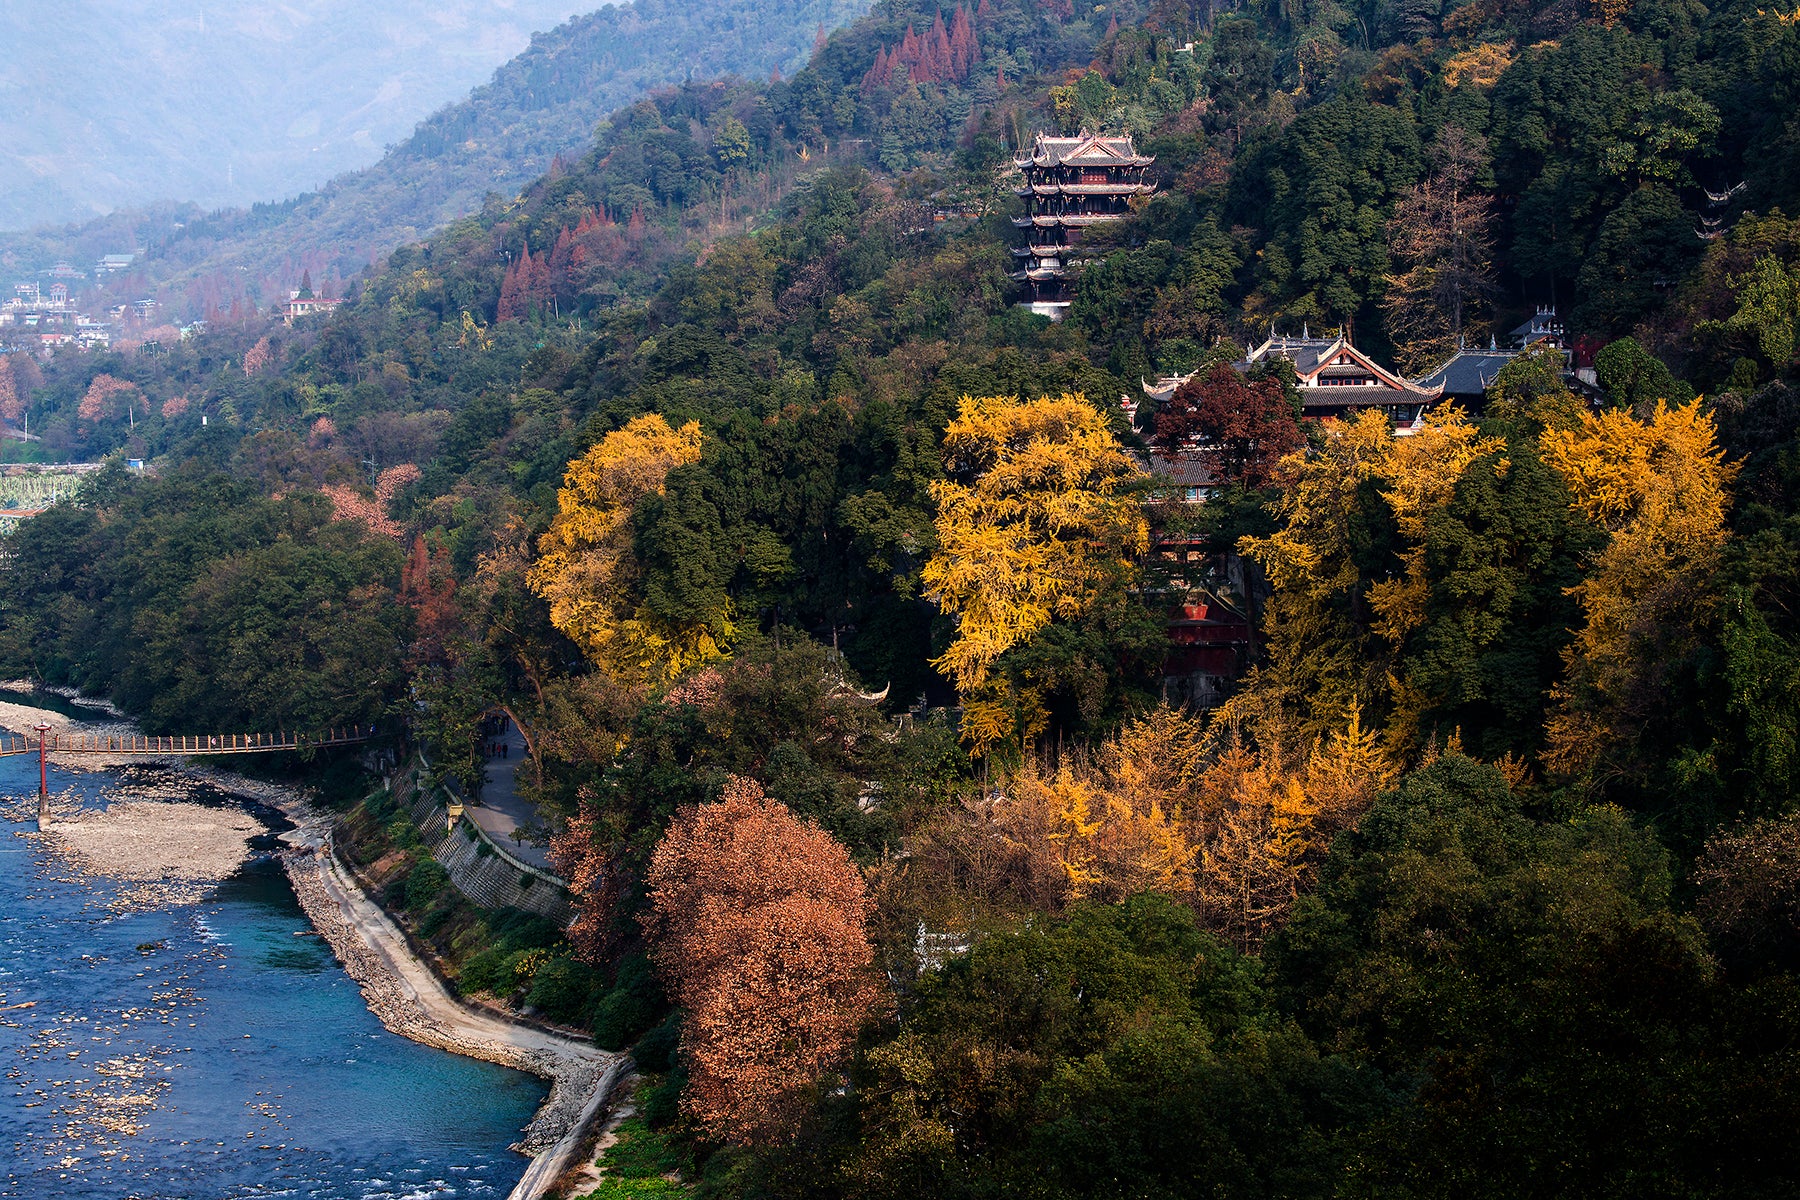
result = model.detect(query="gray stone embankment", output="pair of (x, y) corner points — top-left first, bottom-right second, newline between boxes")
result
(281, 828), (621, 1174)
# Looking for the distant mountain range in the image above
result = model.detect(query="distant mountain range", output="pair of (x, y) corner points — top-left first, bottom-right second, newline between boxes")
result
(0, 0), (868, 317)
(0, 0), (600, 230)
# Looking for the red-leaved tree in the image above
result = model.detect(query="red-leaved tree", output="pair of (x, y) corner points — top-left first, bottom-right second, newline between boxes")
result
(643, 776), (888, 1144)
(1154, 364), (1302, 488)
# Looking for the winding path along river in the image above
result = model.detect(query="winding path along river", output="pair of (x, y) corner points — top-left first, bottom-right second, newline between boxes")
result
(0, 718), (610, 1199)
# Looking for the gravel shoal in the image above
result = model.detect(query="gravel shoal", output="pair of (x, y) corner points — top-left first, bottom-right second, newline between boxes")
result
(37, 799), (265, 911)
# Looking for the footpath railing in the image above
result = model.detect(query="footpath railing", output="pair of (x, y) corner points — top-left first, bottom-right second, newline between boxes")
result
(0, 727), (374, 757)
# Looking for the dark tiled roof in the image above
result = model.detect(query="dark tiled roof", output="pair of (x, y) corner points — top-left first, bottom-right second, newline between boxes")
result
(1299, 386), (1428, 409)
(1018, 132), (1154, 168)
(1416, 350), (1518, 397)
(1149, 454), (1219, 487)
(1510, 310), (1562, 343)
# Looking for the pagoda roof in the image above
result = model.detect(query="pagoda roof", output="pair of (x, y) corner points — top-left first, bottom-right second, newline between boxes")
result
(1143, 330), (1441, 405)
(1016, 182), (1158, 197)
(1012, 213), (1127, 228)
(1017, 131), (1154, 169)
(1509, 306), (1563, 345)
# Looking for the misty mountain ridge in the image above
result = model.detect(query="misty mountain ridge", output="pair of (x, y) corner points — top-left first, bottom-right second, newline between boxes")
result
(0, 0), (868, 319)
(0, 0), (601, 230)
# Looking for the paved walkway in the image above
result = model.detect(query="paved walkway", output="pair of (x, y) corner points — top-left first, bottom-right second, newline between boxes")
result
(470, 722), (555, 872)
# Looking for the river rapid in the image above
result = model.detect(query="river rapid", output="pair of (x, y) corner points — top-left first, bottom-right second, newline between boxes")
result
(0, 750), (549, 1198)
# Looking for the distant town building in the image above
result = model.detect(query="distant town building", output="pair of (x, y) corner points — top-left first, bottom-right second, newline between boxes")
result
(1011, 131), (1156, 319)
(94, 253), (136, 275)
(281, 293), (344, 324)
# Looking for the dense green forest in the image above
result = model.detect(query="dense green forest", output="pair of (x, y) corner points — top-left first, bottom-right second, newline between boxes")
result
(5, 0), (1800, 1193)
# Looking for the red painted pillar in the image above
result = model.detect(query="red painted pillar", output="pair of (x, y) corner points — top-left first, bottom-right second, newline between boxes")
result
(34, 723), (50, 824)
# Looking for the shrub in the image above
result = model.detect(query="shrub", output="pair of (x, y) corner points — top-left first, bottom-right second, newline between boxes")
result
(591, 952), (667, 1050)
(387, 816), (423, 851)
(459, 946), (512, 996)
(404, 858), (451, 911)
(633, 1011), (681, 1073)
(525, 955), (599, 1022)
(640, 1069), (685, 1129)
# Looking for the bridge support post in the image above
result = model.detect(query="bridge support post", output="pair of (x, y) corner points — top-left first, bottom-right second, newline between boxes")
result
(34, 722), (50, 830)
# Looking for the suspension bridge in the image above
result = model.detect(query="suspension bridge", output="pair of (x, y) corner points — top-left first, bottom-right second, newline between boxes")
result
(1, 724), (377, 825)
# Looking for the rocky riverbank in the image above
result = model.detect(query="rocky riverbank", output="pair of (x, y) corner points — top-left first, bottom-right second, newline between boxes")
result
(0, 694), (622, 1197)
(280, 827), (619, 1156)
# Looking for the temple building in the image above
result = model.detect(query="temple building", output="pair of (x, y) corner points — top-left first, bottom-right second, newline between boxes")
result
(1413, 307), (1597, 408)
(1143, 328), (1443, 430)
(1011, 131), (1155, 318)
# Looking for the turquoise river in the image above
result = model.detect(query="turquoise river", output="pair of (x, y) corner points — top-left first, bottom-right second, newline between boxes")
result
(0, 750), (548, 1198)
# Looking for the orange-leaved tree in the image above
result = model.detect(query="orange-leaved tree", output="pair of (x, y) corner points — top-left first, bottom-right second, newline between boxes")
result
(1190, 701), (1396, 950)
(529, 413), (721, 686)
(949, 704), (1394, 950)
(1539, 399), (1736, 778)
(643, 776), (888, 1145)
(921, 393), (1147, 754)
(77, 374), (141, 425)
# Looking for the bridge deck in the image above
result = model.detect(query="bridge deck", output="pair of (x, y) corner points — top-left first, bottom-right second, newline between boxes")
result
(0, 729), (373, 757)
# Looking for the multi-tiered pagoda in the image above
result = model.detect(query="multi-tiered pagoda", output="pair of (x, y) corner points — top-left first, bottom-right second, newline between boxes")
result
(1011, 131), (1155, 318)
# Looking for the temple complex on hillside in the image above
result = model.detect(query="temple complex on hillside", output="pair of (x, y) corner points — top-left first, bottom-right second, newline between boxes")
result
(1012, 131), (1155, 318)
(1144, 329), (1442, 430)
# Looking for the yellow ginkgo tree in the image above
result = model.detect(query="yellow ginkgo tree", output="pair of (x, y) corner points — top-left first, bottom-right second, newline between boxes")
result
(1232, 405), (1498, 746)
(1539, 399), (1737, 778)
(529, 413), (729, 687)
(920, 393), (1148, 754)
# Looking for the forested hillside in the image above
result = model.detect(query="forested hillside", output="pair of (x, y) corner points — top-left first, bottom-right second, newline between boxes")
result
(0, 0), (869, 321)
(5, 0), (1800, 1193)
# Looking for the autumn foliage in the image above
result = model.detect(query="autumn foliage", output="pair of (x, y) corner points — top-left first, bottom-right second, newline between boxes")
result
(903, 704), (1397, 951)
(1540, 399), (1736, 776)
(529, 413), (723, 685)
(496, 244), (554, 322)
(320, 464), (421, 539)
(1154, 364), (1302, 487)
(922, 393), (1147, 750)
(644, 776), (887, 1144)
(860, 7), (979, 91)
(77, 374), (142, 425)
(0, 354), (35, 423)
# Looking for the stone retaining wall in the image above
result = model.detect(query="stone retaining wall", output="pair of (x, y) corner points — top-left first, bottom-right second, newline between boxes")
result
(400, 770), (573, 926)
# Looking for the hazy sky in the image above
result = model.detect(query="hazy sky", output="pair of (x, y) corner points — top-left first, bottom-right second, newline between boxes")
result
(0, 0), (604, 230)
